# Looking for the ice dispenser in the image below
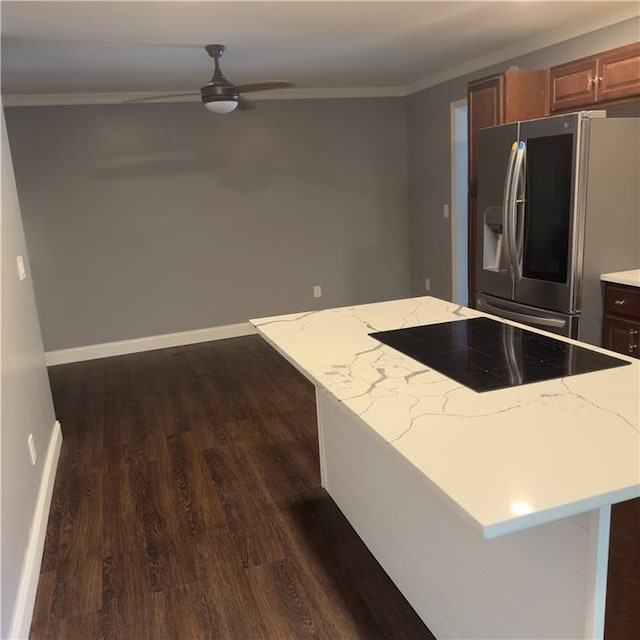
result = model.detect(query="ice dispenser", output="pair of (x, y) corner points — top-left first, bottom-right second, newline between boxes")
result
(482, 206), (507, 272)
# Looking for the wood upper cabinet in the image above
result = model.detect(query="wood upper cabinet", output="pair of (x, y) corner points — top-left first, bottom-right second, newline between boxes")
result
(550, 42), (640, 112)
(468, 70), (547, 197)
(467, 75), (503, 201)
(467, 69), (547, 306)
(548, 57), (598, 112)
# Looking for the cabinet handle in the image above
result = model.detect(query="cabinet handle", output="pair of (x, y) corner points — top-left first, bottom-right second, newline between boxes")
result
(614, 299), (626, 306)
(629, 328), (639, 353)
(588, 75), (597, 88)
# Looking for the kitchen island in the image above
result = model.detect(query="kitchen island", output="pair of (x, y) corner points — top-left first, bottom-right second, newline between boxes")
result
(251, 296), (639, 640)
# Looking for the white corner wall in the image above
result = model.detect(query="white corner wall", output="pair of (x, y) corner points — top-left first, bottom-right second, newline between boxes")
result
(1, 108), (61, 639)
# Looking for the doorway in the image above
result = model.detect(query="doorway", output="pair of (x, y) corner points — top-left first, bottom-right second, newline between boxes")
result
(450, 99), (468, 306)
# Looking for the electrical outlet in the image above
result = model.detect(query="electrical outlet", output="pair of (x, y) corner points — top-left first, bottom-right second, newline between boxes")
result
(27, 433), (37, 466)
(425, 277), (431, 292)
(313, 285), (322, 298)
(443, 204), (449, 218)
(16, 255), (26, 281)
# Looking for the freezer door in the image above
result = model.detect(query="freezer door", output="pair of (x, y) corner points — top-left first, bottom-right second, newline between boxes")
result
(476, 293), (580, 338)
(513, 113), (586, 313)
(475, 122), (519, 301)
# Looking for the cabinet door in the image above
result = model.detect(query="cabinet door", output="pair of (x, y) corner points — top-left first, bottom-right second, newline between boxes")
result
(598, 42), (640, 104)
(467, 75), (503, 306)
(603, 314), (640, 358)
(549, 57), (598, 112)
(502, 69), (548, 122)
(468, 75), (503, 197)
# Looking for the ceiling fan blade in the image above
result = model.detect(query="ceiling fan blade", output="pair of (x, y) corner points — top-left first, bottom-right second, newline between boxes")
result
(123, 92), (200, 103)
(2, 37), (203, 49)
(234, 81), (297, 94)
(237, 96), (257, 110)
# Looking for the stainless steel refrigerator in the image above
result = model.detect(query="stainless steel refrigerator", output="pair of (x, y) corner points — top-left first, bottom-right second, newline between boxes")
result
(475, 110), (639, 346)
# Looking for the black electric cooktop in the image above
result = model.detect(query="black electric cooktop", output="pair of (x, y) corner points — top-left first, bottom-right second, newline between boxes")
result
(369, 317), (630, 393)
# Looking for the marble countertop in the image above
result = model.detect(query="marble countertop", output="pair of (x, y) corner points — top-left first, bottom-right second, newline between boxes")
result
(251, 296), (640, 538)
(601, 269), (640, 287)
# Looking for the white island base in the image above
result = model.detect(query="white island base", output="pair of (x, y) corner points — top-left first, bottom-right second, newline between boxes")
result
(252, 296), (639, 640)
(317, 387), (609, 639)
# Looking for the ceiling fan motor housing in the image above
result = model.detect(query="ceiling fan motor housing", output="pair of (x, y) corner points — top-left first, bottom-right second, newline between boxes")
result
(201, 44), (239, 106)
(200, 82), (239, 105)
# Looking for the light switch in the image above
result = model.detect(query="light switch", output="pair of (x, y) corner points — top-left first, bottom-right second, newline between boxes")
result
(16, 255), (26, 281)
(443, 204), (450, 218)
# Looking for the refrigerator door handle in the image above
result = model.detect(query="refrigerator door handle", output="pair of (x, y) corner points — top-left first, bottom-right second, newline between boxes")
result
(509, 141), (526, 281)
(501, 142), (518, 277)
(502, 326), (523, 386)
(476, 297), (567, 329)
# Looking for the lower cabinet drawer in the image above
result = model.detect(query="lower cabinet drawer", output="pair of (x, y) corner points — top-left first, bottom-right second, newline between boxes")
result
(604, 284), (640, 318)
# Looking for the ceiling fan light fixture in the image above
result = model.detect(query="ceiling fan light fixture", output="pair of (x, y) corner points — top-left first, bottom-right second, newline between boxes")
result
(124, 44), (295, 111)
(203, 98), (238, 114)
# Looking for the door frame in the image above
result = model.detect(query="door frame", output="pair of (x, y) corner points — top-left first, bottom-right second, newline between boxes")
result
(450, 98), (468, 306)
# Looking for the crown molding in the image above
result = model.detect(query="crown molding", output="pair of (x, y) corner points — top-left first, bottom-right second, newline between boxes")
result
(2, 85), (405, 107)
(405, 6), (640, 95)
(245, 86), (407, 100)
(1, 92), (200, 107)
(3, 8), (637, 108)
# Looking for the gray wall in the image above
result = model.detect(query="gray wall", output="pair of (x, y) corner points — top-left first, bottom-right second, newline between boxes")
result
(6, 16), (640, 351)
(5, 98), (410, 351)
(407, 16), (640, 302)
(1, 110), (57, 638)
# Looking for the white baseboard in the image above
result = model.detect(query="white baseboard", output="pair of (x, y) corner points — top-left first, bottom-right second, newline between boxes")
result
(8, 421), (63, 640)
(44, 322), (256, 366)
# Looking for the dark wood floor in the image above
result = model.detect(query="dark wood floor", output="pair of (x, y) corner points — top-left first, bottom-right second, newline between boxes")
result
(30, 336), (435, 640)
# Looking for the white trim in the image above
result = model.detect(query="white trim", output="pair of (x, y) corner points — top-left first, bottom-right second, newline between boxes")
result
(3, 93), (202, 107)
(450, 98), (468, 306)
(450, 98), (462, 304)
(2, 86), (406, 108)
(8, 421), (63, 640)
(247, 86), (406, 100)
(44, 322), (256, 366)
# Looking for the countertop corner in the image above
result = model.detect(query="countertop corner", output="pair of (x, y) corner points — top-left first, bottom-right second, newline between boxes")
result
(601, 269), (640, 288)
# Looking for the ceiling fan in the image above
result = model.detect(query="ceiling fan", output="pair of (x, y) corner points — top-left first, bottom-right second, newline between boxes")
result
(127, 44), (296, 113)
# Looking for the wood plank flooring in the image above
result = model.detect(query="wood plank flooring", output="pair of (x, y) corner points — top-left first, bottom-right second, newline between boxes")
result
(30, 336), (435, 640)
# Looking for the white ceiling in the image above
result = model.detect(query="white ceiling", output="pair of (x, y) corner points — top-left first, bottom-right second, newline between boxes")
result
(1, 1), (639, 104)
